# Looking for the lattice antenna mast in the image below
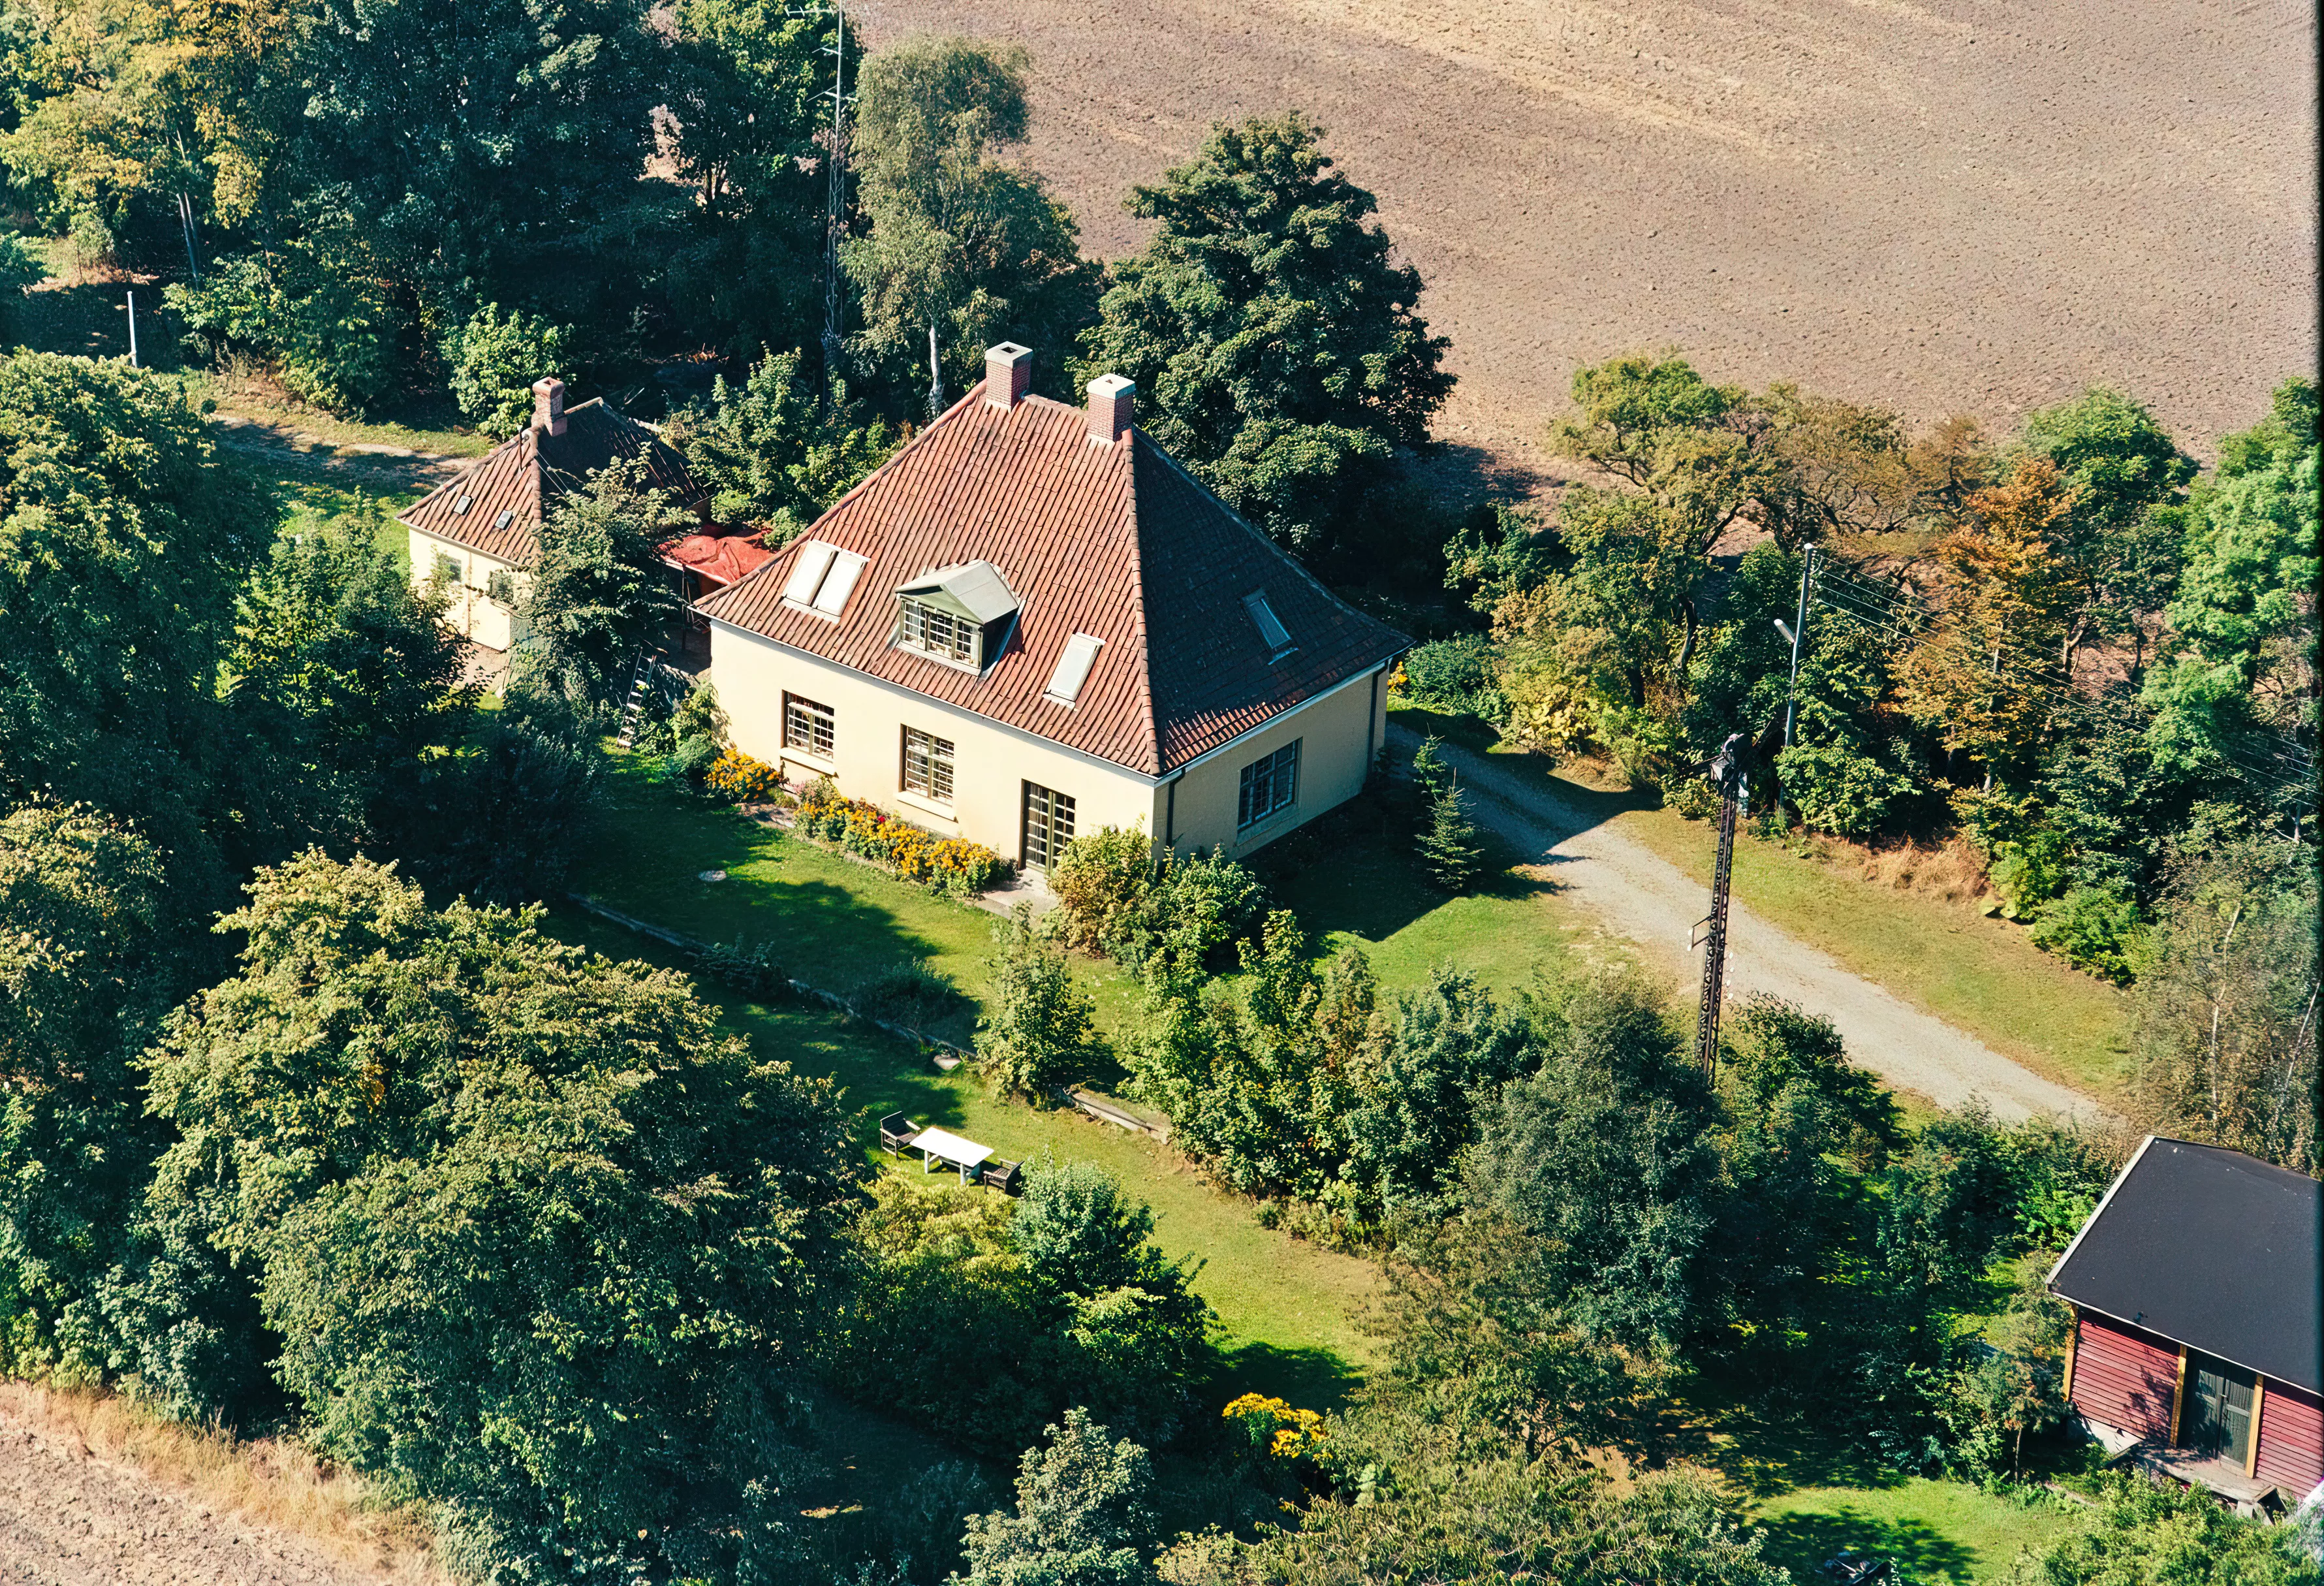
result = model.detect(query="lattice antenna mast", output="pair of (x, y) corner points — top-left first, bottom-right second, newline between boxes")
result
(818, 0), (851, 402)
(1689, 736), (1747, 1078)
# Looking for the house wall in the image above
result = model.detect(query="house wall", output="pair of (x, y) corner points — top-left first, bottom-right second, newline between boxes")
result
(2068, 1312), (2180, 1442)
(2255, 1377), (2324, 1493)
(1161, 666), (1387, 859)
(712, 622), (1165, 862)
(407, 528), (524, 653)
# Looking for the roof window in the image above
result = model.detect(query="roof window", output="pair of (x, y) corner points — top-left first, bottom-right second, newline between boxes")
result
(781, 539), (868, 620)
(494, 509), (515, 530)
(894, 562), (1020, 671)
(1244, 592), (1295, 661)
(452, 494), (473, 515)
(1043, 635), (1103, 706)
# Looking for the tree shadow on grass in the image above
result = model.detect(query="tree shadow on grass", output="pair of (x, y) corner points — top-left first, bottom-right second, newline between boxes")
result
(1210, 1340), (1366, 1415)
(1757, 1506), (1980, 1585)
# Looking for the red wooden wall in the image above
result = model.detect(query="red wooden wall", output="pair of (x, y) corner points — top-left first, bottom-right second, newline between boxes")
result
(2257, 1378), (2324, 1495)
(2070, 1312), (2178, 1440)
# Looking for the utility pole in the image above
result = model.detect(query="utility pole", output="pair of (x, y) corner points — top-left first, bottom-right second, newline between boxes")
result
(1781, 543), (1814, 750)
(123, 290), (138, 366)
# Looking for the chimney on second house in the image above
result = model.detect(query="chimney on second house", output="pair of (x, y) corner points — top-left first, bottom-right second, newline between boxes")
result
(1086, 373), (1134, 445)
(984, 343), (1033, 410)
(532, 377), (567, 437)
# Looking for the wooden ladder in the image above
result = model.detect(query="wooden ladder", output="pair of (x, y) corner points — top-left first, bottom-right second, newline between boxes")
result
(614, 648), (663, 748)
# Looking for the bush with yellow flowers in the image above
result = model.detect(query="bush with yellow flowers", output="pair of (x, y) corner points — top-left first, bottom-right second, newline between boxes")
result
(704, 750), (785, 803)
(1222, 1392), (1327, 1463)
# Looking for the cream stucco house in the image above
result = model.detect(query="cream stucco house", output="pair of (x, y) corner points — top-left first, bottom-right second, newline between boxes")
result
(397, 378), (721, 656)
(697, 343), (1409, 866)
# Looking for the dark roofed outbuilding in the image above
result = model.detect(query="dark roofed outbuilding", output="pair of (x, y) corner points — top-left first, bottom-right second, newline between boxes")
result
(2048, 1136), (2323, 1512)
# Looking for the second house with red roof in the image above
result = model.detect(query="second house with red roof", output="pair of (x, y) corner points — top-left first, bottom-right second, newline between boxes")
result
(697, 343), (1410, 866)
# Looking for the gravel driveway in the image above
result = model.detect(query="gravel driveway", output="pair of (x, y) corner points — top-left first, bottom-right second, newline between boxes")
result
(1407, 729), (2109, 1123)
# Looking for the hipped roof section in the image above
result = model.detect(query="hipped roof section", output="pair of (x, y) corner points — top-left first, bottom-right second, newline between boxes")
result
(696, 384), (1409, 778)
(396, 399), (704, 564)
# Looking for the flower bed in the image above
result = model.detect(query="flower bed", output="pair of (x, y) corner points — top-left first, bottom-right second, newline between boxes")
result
(794, 779), (1011, 898)
(705, 749), (786, 803)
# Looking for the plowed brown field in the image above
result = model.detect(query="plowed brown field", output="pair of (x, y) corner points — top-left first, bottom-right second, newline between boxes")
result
(858, 0), (2316, 475)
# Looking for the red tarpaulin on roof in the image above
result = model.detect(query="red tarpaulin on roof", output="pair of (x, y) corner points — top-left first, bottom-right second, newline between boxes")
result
(661, 531), (774, 590)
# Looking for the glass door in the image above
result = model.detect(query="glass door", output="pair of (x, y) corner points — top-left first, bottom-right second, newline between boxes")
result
(1022, 782), (1076, 870)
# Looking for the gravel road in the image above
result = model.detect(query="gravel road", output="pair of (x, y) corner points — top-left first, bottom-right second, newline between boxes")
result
(1409, 728), (2109, 1122)
(0, 1418), (385, 1586)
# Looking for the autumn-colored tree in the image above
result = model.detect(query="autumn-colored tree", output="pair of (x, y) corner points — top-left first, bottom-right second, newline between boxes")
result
(1895, 456), (2079, 785)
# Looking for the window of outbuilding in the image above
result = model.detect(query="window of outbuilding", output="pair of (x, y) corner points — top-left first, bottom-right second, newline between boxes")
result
(1237, 740), (1300, 829)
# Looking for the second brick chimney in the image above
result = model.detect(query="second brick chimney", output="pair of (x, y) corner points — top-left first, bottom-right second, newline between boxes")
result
(1086, 374), (1134, 445)
(532, 377), (567, 437)
(984, 343), (1033, 409)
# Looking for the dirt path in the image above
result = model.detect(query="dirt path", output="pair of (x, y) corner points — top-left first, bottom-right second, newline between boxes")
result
(860, 0), (2314, 475)
(1405, 727), (2109, 1122)
(0, 1419), (385, 1586)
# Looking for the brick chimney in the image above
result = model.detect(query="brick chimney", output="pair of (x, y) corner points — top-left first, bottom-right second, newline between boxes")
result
(1086, 373), (1134, 445)
(984, 343), (1033, 409)
(531, 377), (567, 437)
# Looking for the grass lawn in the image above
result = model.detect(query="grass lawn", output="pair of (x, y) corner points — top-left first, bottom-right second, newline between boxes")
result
(551, 759), (1400, 1408)
(1389, 703), (2135, 1102)
(1752, 1479), (2082, 1584)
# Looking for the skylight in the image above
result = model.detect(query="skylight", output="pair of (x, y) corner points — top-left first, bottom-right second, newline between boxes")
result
(1244, 592), (1295, 660)
(1044, 634), (1103, 705)
(780, 540), (867, 619)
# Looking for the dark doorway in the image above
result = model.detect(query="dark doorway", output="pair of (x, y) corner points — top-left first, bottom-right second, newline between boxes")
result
(2184, 1354), (2256, 1467)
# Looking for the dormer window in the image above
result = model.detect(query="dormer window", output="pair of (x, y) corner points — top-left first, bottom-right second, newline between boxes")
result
(893, 562), (1019, 673)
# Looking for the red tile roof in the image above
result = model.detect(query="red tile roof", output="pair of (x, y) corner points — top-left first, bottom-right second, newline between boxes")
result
(695, 384), (1409, 777)
(396, 399), (704, 564)
(662, 530), (774, 589)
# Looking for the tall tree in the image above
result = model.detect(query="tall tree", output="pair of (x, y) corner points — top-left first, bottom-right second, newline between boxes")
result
(842, 37), (1095, 416)
(1079, 112), (1452, 558)
(0, 353), (268, 902)
(223, 511), (475, 859)
(672, 348), (902, 533)
(2017, 387), (2197, 673)
(1894, 456), (2080, 787)
(0, 802), (181, 1384)
(957, 1409), (1157, 1586)
(515, 455), (690, 703)
(139, 853), (860, 1576)
(2141, 377), (2318, 817)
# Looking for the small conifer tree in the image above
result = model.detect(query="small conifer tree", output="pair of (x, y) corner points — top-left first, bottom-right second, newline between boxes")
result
(1416, 778), (1488, 892)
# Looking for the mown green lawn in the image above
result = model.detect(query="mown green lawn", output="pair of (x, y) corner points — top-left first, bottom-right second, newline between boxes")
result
(550, 757), (1416, 1407)
(1389, 703), (2133, 1102)
(1752, 1479), (2082, 1584)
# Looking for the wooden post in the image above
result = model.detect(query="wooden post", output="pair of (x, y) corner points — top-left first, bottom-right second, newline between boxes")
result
(2060, 1307), (2079, 1402)
(2169, 1344), (2189, 1445)
(2246, 1377), (2267, 1479)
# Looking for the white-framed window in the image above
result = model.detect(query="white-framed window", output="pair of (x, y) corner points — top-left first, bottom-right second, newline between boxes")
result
(1022, 782), (1076, 869)
(783, 693), (836, 759)
(902, 725), (955, 805)
(1236, 739), (1301, 830)
(898, 595), (978, 666)
(431, 546), (462, 585)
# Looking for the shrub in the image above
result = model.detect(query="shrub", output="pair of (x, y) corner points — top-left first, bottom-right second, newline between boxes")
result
(2028, 883), (2145, 983)
(1149, 846), (1267, 962)
(1221, 1392), (1327, 1463)
(2004, 1471), (2314, 1586)
(1401, 634), (1505, 721)
(447, 302), (574, 439)
(665, 680), (730, 785)
(0, 234), (42, 338)
(704, 748), (785, 803)
(956, 1410), (1156, 1586)
(979, 907), (1107, 1100)
(691, 937), (790, 1002)
(1051, 825), (1156, 953)
(849, 959), (964, 1030)
(1776, 738), (1917, 838)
